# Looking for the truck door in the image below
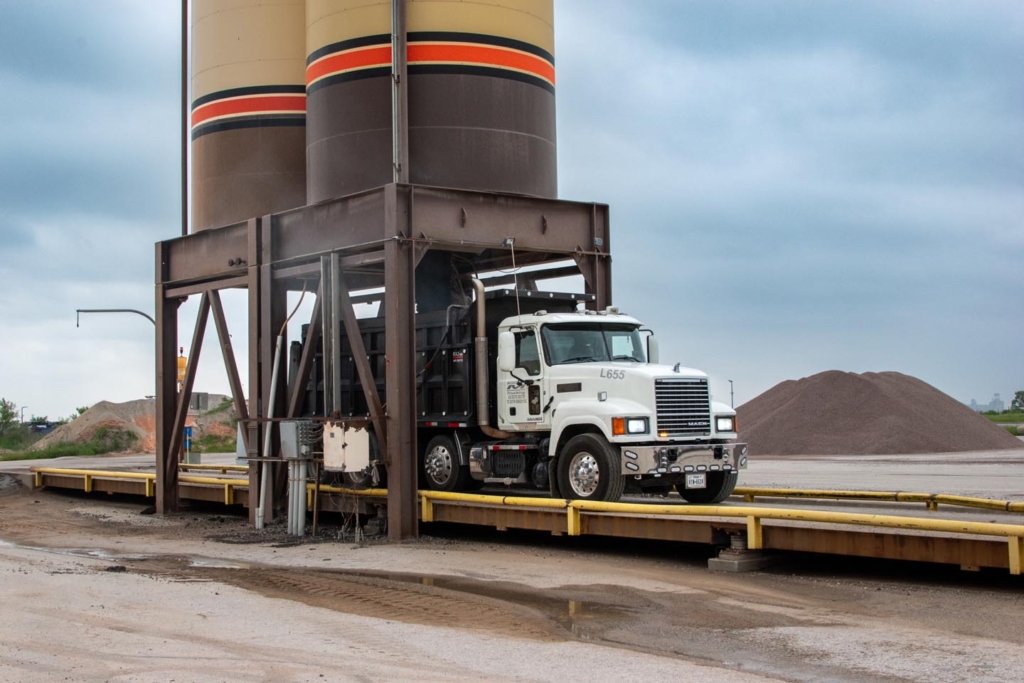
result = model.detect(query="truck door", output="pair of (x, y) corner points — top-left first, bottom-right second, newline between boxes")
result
(498, 327), (548, 430)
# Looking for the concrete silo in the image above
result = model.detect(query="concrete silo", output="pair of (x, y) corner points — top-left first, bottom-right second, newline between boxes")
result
(191, 0), (308, 231)
(305, 0), (557, 203)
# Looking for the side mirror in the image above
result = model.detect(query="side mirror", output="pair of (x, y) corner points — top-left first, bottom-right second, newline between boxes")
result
(498, 331), (516, 373)
(647, 336), (660, 364)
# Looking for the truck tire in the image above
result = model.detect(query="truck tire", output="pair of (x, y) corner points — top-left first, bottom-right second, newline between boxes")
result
(422, 435), (471, 492)
(676, 471), (738, 504)
(557, 434), (624, 502)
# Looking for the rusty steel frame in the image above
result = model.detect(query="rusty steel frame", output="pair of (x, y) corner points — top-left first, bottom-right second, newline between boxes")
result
(155, 183), (613, 538)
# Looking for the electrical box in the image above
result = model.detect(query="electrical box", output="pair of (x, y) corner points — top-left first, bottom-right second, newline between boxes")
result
(324, 423), (371, 473)
(280, 420), (316, 460)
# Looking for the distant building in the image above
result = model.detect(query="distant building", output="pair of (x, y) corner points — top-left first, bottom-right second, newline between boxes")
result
(968, 394), (1004, 412)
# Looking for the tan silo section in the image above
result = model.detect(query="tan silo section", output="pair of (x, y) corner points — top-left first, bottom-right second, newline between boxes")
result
(191, 0), (307, 231)
(306, 0), (557, 203)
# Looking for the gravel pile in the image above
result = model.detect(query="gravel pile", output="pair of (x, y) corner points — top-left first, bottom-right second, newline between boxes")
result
(737, 371), (1024, 456)
(32, 395), (235, 453)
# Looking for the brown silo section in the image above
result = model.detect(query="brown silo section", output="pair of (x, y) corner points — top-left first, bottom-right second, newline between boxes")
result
(306, 0), (557, 203)
(191, 0), (307, 231)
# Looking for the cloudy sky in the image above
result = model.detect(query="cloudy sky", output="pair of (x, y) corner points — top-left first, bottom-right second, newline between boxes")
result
(0, 0), (1021, 421)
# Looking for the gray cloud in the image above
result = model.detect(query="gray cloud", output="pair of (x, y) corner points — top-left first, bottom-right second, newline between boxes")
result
(0, 1), (1021, 418)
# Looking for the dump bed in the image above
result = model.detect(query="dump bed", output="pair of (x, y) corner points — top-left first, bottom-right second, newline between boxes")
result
(296, 290), (593, 424)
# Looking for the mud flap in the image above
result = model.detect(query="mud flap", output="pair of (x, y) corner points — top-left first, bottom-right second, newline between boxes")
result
(548, 457), (563, 499)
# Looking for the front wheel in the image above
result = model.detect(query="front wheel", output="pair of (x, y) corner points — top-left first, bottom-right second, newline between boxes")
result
(676, 471), (738, 504)
(422, 435), (471, 492)
(557, 434), (624, 502)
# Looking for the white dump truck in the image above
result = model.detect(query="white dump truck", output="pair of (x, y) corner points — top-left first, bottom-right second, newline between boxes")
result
(306, 282), (746, 503)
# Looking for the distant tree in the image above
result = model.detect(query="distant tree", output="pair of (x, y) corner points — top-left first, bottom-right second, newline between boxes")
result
(29, 415), (48, 425)
(0, 399), (16, 437)
(1012, 390), (1024, 413)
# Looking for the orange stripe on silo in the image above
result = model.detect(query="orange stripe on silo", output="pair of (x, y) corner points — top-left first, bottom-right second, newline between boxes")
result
(408, 43), (555, 86)
(306, 46), (392, 86)
(191, 95), (306, 128)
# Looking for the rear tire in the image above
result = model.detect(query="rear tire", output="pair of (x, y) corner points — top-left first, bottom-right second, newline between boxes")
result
(676, 471), (738, 504)
(422, 435), (471, 492)
(557, 434), (624, 502)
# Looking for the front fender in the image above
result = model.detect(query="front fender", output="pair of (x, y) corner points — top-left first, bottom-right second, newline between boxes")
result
(549, 398), (652, 457)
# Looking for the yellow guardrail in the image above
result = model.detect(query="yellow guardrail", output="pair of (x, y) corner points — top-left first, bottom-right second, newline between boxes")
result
(416, 491), (1024, 576)
(179, 463), (249, 474)
(734, 487), (1024, 513)
(32, 467), (247, 507)
(31, 467), (1024, 575)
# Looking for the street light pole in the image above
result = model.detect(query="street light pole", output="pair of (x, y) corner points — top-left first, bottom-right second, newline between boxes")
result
(20, 407), (26, 425)
(728, 380), (734, 409)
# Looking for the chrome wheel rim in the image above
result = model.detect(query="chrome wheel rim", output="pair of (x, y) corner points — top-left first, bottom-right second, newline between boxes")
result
(568, 451), (600, 497)
(425, 445), (454, 486)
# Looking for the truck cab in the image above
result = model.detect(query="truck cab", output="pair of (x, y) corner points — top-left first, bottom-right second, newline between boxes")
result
(470, 309), (746, 502)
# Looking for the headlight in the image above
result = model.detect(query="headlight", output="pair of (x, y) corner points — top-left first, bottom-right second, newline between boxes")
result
(626, 418), (648, 434)
(715, 416), (736, 433)
(612, 417), (649, 435)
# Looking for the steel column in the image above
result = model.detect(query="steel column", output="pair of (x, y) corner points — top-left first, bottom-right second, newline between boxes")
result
(384, 185), (417, 539)
(246, 218), (261, 523)
(155, 243), (180, 513)
(259, 216), (288, 518)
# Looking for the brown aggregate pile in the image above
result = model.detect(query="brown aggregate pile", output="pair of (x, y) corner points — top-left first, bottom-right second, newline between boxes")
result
(737, 371), (1024, 456)
(32, 395), (234, 453)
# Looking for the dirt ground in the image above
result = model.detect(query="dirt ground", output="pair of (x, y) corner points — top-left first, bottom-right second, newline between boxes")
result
(1, 477), (1023, 683)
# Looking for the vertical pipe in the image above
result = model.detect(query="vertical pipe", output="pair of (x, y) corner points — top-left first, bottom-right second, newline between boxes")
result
(181, 0), (188, 236)
(256, 334), (285, 529)
(297, 458), (307, 536)
(390, 0), (409, 184)
(330, 254), (342, 413)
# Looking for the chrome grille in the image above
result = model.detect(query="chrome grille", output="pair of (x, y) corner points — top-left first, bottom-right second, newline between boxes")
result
(655, 378), (711, 436)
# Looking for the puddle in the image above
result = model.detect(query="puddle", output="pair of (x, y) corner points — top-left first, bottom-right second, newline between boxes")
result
(188, 558), (247, 569)
(0, 537), (153, 562)
(390, 572), (640, 639)
(0, 537), (242, 570)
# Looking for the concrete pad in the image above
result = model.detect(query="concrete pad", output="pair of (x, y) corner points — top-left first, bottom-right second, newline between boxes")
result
(708, 550), (773, 573)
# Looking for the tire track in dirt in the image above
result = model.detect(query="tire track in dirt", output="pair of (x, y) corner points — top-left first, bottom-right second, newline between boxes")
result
(193, 566), (562, 641)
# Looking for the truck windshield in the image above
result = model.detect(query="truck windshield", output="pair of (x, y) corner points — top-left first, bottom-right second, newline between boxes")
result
(541, 323), (646, 365)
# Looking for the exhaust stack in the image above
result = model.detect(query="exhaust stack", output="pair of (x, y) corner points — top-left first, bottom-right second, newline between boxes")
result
(472, 278), (510, 439)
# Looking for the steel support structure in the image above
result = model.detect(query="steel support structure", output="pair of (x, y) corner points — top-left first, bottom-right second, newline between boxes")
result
(154, 183), (612, 538)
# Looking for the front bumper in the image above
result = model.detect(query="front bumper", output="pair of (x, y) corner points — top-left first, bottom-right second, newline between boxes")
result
(619, 442), (748, 477)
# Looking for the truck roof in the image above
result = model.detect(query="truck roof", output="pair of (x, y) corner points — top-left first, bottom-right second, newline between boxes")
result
(500, 310), (642, 327)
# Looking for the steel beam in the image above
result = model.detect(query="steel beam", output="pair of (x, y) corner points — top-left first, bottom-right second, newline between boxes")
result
(165, 275), (248, 299)
(384, 186), (418, 539)
(286, 280), (322, 418)
(209, 290), (249, 453)
(168, 293), (210, 462)
(334, 261), (388, 454)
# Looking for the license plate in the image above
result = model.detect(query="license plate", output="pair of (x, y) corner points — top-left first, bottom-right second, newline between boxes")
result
(685, 473), (706, 489)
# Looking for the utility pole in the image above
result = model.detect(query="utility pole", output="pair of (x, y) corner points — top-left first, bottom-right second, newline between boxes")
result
(728, 380), (734, 409)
